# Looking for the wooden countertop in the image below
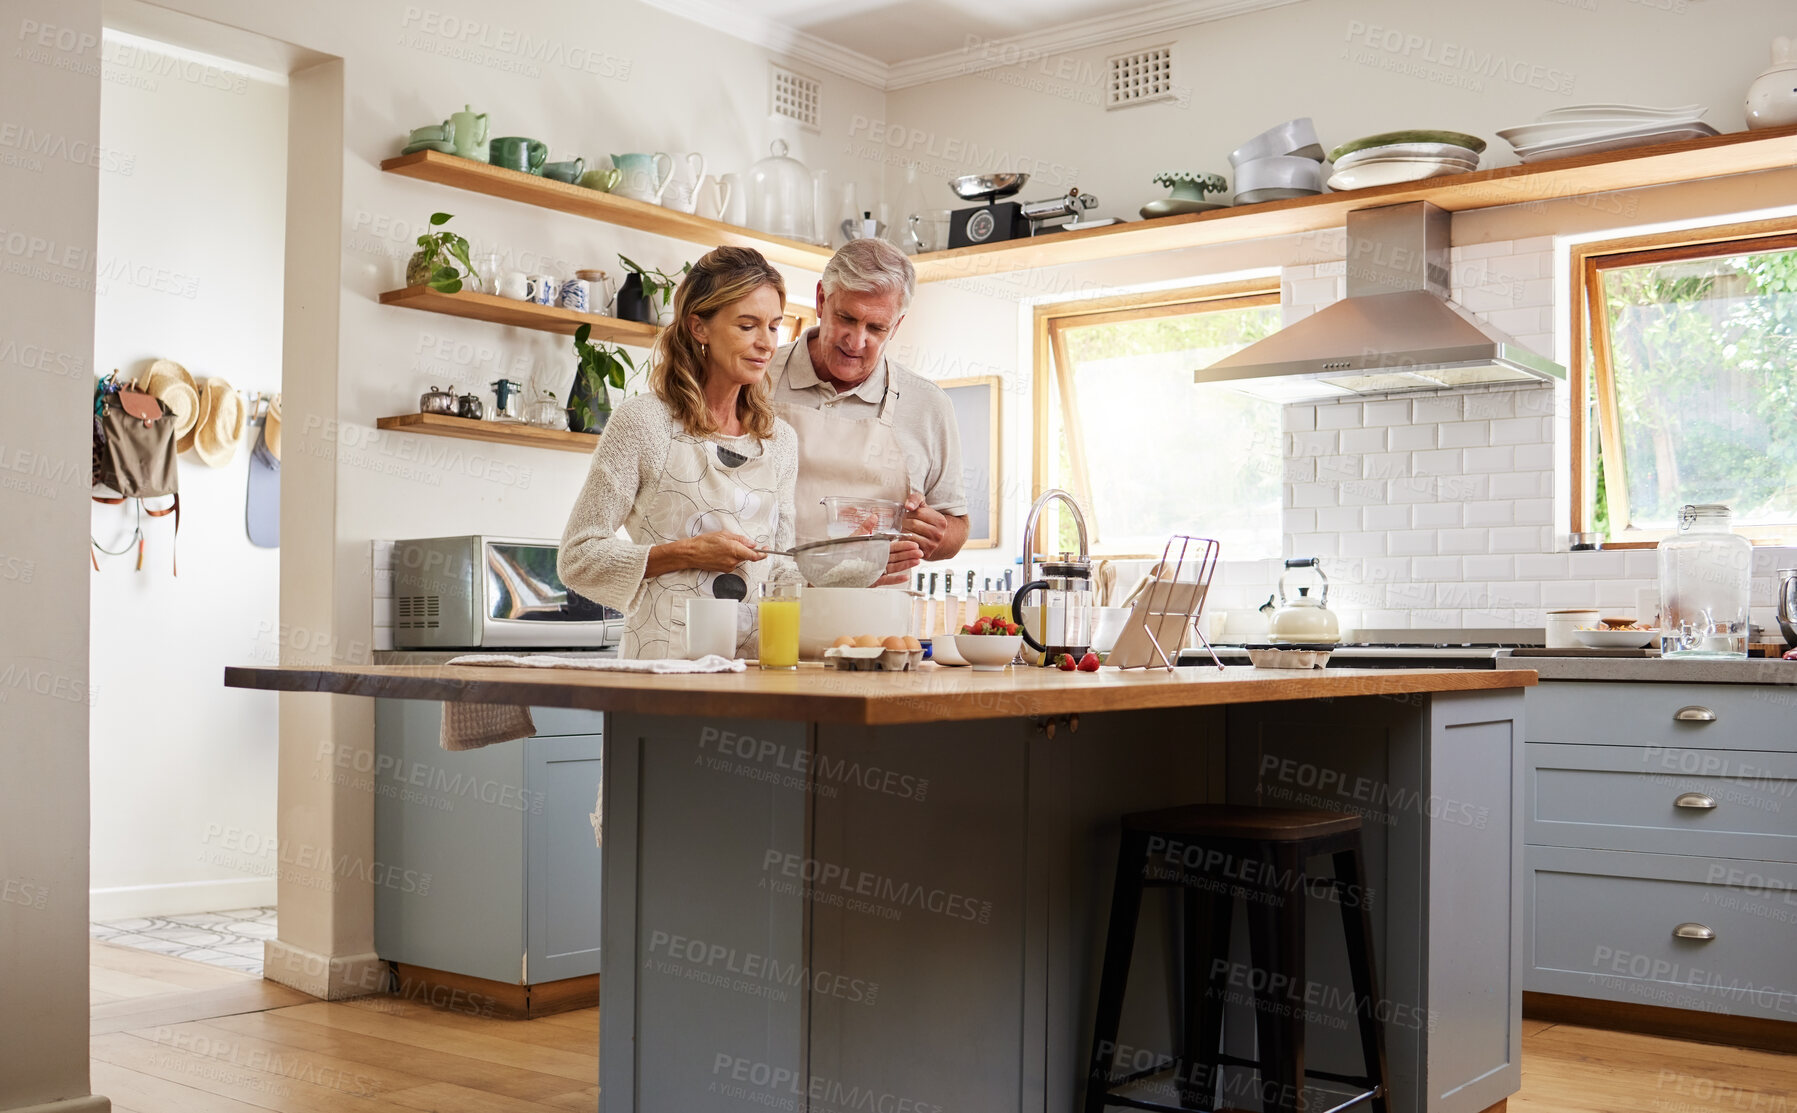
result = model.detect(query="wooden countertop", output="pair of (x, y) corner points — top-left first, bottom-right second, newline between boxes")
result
(224, 662), (1535, 726)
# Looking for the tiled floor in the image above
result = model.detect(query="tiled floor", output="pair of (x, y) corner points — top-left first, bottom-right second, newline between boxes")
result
(88, 906), (274, 975)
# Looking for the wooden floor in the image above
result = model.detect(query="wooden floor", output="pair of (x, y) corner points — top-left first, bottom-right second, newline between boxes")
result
(90, 941), (1794, 1112)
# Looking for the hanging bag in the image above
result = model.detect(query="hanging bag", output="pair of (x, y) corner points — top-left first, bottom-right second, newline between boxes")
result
(93, 388), (180, 572)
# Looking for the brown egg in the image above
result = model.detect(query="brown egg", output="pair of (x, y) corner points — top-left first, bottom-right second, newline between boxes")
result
(902, 636), (921, 651)
(832, 635), (855, 648)
(882, 636), (907, 651)
(853, 634), (883, 648)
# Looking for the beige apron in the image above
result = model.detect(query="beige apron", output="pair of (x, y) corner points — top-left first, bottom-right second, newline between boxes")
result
(772, 339), (909, 543)
(624, 432), (783, 659)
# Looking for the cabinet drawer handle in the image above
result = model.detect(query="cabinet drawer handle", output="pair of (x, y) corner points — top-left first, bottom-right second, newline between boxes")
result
(1673, 706), (1717, 723)
(1674, 792), (1718, 809)
(1672, 922), (1717, 942)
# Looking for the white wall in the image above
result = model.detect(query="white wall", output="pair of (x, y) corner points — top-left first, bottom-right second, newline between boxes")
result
(878, 0), (1797, 620)
(0, 0), (108, 1106)
(88, 33), (289, 920)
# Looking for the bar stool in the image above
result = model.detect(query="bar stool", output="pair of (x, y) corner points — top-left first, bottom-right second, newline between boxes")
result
(1083, 805), (1388, 1113)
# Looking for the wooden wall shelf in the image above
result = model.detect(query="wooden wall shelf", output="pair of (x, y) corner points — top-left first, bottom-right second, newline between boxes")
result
(909, 124), (1797, 284)
(379, 285), (660, 344)
(375, 412), (597, 454)
(380, 149), (835, 272)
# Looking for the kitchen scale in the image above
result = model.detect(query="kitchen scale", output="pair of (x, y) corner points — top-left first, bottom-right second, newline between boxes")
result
(947, 173), (1118, 248)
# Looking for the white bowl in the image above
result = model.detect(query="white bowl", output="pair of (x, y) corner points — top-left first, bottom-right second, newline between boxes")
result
(797, 586), (912, 660)
(952, 634), (1023, 671)
(1573, 627), (1658, 649)
(1327, 158), (1471, 192)
(930, 637), (969, 666)
(1232, 155), (1325, 196)
(1091, 606), (1133, 654)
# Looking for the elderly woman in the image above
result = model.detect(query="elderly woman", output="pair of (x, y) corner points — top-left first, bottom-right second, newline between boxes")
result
(558, 246), (799, 659)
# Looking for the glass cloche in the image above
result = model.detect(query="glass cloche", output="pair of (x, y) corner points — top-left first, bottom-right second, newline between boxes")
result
(746, 140), (818, 244)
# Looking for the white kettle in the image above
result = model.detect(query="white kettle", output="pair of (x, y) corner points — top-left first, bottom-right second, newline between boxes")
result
(1261, 557), (1341, 644)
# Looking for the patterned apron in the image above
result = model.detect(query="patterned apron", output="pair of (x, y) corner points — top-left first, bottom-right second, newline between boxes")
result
(623, 432), (783, 659)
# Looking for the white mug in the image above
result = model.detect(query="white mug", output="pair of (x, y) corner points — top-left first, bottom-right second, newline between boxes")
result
(496, 270), (528, 300)
(686, 597), (739, 660)
(1545, 608), (1600, 649)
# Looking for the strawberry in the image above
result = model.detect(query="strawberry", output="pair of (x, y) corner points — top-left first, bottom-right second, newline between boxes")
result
(1057, 653), (1076, 671)
(1077, 652), (1100, 672)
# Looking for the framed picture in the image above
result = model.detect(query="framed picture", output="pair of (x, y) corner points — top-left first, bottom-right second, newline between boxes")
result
(938, 375), (1000, 549)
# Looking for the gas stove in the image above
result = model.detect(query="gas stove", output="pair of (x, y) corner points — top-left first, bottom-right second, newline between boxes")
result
(1176, 628), (1545, 670)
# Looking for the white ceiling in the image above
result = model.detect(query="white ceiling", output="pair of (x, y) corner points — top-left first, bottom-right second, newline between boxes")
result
(719, 0), (1166, 64)
(641, 0), (1304, 89)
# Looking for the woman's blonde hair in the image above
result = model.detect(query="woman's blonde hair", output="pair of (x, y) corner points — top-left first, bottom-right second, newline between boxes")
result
(650, 246), (786, 440)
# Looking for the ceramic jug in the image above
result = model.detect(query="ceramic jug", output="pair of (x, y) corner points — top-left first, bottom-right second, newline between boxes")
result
(611, 152), (673, 204)
(694, 174), (735, 222)
(718, 172), (746, 225)
(659, 152), (708, 214)
(1746, 36), (1797, 130)
(449, 105), (489, 162)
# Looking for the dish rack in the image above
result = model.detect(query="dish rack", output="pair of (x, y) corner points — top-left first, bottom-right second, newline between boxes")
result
(1112, 534), (1223, 672)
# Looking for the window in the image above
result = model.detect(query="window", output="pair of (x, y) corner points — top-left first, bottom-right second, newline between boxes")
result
(1575, 220), (1797, 544)
(1033, 282), (1284, 558)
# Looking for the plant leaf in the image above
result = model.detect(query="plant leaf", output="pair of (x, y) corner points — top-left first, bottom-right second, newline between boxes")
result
(431, 275), (464, 294)
(430, 212), (453, 225)
(575, 323), (592, 345)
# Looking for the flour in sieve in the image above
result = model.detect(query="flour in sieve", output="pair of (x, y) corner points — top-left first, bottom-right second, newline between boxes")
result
(808, 558), (885, 588)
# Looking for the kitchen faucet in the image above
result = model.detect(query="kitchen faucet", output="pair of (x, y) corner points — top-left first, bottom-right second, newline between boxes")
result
(1020, 488), (1089, 574)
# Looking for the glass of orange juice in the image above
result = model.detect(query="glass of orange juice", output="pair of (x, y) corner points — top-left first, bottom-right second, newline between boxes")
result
(757, 582), (802, 669)
(978, 590), (1013, 624)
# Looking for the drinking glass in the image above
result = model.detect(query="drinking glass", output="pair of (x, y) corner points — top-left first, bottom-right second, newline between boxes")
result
(757, 582), (802, 669)
(977, 589), (1013, 624)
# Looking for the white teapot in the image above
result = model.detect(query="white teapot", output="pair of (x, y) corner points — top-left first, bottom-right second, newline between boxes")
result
(1746, 36), (1797, 130)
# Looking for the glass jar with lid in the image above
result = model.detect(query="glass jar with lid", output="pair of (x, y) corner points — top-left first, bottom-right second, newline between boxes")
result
(745, 140), (818, 244)
(1658, 503), (1752, 658)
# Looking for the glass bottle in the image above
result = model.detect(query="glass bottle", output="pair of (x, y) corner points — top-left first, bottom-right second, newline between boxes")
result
(1658, 503), (1752, 658)
(891, 164), (930, 254)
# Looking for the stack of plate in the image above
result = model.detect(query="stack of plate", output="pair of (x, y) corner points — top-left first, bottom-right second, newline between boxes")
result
(1325, 130), (1485, 192)
(1229, 118), (1327, 204)
(1497, 104), (1716, 163)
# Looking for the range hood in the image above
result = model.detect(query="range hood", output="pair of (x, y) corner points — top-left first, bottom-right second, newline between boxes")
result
(1198, 201), (1565, 403)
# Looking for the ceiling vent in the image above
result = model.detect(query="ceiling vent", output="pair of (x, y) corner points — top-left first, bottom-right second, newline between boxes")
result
(1106, 44), (1174, 109)
(770, 64), (821, 131)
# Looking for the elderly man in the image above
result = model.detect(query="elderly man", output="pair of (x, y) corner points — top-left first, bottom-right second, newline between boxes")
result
(770, 237), (968, 583)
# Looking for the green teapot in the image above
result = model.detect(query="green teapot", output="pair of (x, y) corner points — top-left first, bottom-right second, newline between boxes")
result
(449, 104), (489, 162)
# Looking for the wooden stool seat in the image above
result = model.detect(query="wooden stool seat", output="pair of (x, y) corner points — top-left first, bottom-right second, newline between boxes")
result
(1084, 804), (1389, 1113)
(1123, 804), (1361, 842)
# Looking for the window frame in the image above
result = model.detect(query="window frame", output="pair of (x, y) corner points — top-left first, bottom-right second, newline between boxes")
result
(1030, 279), (1282, 558)
(1571, 216), (1797, 548)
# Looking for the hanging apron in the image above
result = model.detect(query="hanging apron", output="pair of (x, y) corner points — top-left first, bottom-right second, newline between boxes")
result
(772, 339), (910, 543)
(623, 432), (784, 660)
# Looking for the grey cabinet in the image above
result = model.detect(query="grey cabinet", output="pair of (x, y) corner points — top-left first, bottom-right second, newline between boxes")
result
(1522, 680), (1797, 1021)
(373, 699), (603, 985)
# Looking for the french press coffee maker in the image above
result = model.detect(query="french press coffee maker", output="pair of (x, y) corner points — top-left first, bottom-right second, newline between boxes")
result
(1012, 489), (1094, 665)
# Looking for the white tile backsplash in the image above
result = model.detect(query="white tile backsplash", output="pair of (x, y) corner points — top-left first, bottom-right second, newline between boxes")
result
(1207, 243), (1795, 638)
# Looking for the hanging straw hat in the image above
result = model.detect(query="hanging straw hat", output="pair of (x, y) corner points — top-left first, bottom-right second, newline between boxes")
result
(193, 377), (246, 467)
(263, 394), (281, 461)
(139, 359), (201, 449)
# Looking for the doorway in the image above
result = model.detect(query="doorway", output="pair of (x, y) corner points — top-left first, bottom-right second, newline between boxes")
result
(87, 23), (289, 974)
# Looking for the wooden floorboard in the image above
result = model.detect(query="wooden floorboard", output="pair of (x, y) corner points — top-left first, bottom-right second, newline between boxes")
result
(91, 953), (1795, 1113)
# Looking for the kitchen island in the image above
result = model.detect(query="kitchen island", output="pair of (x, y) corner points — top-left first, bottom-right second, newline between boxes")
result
(225, 662), (1535, 1113)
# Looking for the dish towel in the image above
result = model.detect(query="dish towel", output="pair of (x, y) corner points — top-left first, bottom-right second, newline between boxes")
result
(437, 653), (747, 751)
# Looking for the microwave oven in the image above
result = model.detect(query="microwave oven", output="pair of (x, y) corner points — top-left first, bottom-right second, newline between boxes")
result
(391, 535), (623, 649)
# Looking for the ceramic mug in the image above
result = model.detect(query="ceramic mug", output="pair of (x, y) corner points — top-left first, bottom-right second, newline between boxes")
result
(526, 274), (557, 305)
(409, 122), (451, 144)
(489, 136), (548, 174)
(558, 278), (591, 313)
(578, 166), (622, 192)
(542, 157), (586, 183)
(496, 270), (529, 300)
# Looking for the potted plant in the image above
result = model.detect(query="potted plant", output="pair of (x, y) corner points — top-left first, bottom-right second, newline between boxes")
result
(568, 323), (637, 433)
(616, 255), (690, 324)
(405, 212), (479, 292)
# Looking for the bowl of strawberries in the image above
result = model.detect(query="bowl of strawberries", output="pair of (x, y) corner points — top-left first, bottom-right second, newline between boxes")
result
(953, 616), (1024, 671)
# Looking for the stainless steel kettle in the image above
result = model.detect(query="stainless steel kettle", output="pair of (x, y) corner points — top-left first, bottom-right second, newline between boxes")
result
(1778, 567), (1797, 649)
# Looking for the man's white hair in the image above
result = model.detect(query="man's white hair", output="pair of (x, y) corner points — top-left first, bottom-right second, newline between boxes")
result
(820, 237), (915, 315)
